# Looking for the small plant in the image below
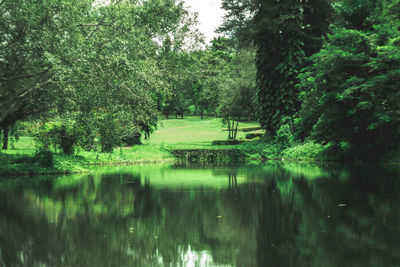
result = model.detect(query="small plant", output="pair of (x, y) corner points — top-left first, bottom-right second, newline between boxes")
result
(275, 117), (295, 148)
(282, 142), (329, 161)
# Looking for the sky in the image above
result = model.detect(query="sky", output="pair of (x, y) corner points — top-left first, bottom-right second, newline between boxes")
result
(183, 0), (225, 43)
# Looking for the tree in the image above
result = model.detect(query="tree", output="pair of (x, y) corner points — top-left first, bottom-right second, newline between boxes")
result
(296, 0), (400, 159)
(253, 0), (304, 136)
(0, 0), (92, 149)
(190, 43), (230, 119)
(1, 0), (202, 152)
(219, 0), (332, 136)
(156, 13), (204, 119)
(217, 49), (257, 140)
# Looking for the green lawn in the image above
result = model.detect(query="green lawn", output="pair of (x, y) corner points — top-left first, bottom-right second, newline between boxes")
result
(146, 116), (260, 146)
(0, 116), (261, 176)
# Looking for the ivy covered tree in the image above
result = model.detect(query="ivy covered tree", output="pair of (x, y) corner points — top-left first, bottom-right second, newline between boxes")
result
(219, 0), (332, 136)
(253, 0), (304, 136)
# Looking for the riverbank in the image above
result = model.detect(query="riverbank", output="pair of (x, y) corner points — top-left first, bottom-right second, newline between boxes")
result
(0, 142), (176, 176)
(2, 141), (399, 177)
(3, 140), (399, 176)
(1, 116), (399, 176)
(0, 117), (258, 176)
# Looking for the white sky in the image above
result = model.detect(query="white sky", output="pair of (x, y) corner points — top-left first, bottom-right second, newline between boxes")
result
(183, 0), (224, 44)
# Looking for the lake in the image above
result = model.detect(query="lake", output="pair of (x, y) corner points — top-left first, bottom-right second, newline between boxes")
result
(0, 162), (400, 266)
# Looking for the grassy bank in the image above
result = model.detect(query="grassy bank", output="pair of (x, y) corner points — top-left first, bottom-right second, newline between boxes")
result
(0, 138), (174, 176)
(0, 117), (258, 176)
(2, 116), (397, 176)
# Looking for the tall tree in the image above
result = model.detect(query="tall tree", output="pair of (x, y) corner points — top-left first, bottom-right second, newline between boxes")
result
(219, 0), (332, 136)
(253, 0), (304, 136)
(217, 48), (257, 140)
(296, 0), (400, 159)
(1, 0), (201, 151)
(0, 0), (92, 149)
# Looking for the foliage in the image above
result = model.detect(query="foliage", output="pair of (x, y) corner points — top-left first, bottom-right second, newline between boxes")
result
(0, 0), (201, 152)
(34, 119), (79, 155)
(217, 48), (257, 139)
(274, 116), (295, 148)
(282, 142), (329, 161)
(34, 150), (54, 168)
(219, 0), (333, 136)
(296, 2), (400, 159)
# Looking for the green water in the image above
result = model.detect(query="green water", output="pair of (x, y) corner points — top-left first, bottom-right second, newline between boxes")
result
(1, 163), (400, 267)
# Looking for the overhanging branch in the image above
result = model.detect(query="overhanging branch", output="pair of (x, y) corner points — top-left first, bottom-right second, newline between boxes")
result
(0, 68), (51, 82)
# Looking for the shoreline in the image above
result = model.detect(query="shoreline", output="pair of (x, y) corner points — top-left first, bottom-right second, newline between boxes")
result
(1, 143), (399, 177)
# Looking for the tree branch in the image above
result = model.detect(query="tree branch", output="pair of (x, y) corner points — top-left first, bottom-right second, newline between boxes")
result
(0, 68), (51, 82)
(79, 23), (111, 27)
(85, 16), (106, 41)
(0, 33), (23, 52)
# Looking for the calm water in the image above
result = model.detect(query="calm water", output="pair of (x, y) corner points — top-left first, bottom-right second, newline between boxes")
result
(0, 163), (400, 267)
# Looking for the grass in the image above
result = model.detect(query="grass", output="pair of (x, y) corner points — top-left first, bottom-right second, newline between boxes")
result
(0, 116), (261, 176)
(146, 116), (259, 146)
(2, 116), (396, 176)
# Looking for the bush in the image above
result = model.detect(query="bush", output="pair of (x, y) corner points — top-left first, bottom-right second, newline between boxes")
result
(35, 150), (54, 167)
(274, 117), (295, 147)
(122, 132), (142, 146)
(240, 141), (281, 160)
(282, 142), (329, 161)
(35, 120), (79, 155)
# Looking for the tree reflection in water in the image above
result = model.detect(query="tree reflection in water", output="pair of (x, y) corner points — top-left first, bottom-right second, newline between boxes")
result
(0, 164), (399, 266)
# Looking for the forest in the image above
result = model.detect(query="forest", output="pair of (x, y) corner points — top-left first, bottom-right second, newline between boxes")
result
(1, 0), (400, 175)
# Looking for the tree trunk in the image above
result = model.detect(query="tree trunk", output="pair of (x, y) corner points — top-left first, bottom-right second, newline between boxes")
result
(200, 110), (204, 120)
(181, 113), (183, 119)
(2, 126), (9, 150)
(234, 115), (241, 140)
(227, 118), (232, 139)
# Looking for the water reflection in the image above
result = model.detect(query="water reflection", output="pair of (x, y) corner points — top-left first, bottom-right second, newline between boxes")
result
(0, 163), (399, 266)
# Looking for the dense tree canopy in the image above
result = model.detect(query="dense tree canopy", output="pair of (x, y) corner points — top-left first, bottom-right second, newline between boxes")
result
(1, 0), (399, 159)
(0, 0), (201, 151)
(296, 0), (400, 158)
(218, 0), (399, 159)
(219, 0), (333, 136)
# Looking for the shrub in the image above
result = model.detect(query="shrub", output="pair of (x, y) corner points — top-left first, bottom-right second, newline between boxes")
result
(282, 142), (329, 161)
(122, 132), (142, 146)
(274, 117), (295, 147)
(35, 120), (79, 155)
(35, 150), (54, 167)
